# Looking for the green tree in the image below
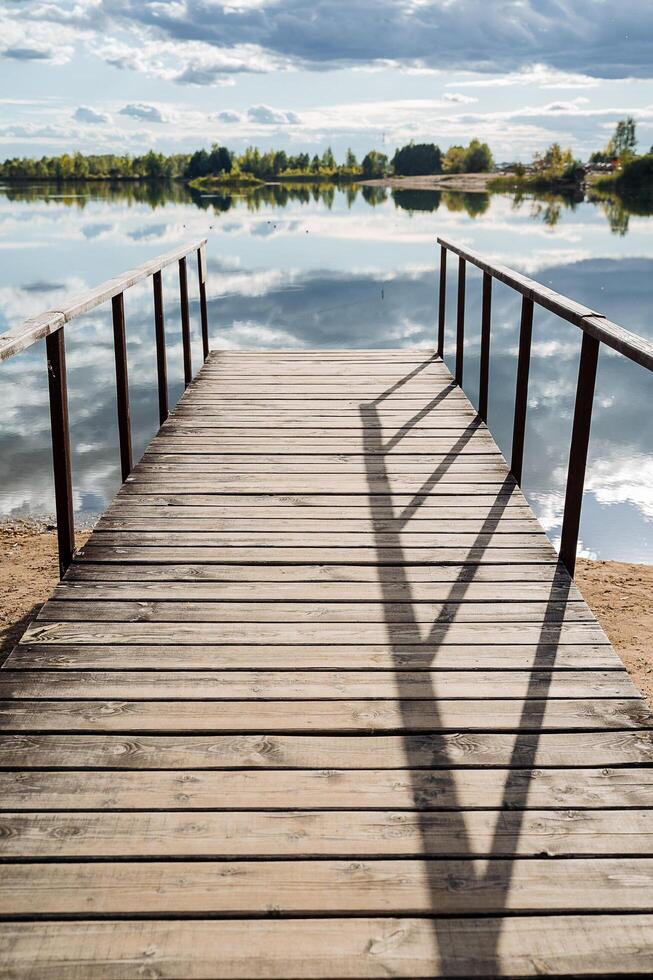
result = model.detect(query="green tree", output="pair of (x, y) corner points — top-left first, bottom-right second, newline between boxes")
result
(442, 145), (467, 173)
(392, 142), (442, 175)
(344, 148), (359, 171)
(207, 144), (232, 174)
(534, 143), (575, 178)
(464, 139), (493, 172)
(361, 150), (388, 178)
(613, 117), (637, 158)
(321, 146), (336, 170)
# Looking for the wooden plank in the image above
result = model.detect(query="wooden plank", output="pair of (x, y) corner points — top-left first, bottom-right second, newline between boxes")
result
(79, 531), (553, 548)
(62, 563), (572, 583)
(0, 670), (633, 700)
(51, 581), (583, 602)
(2, 914), (653, 978)
(35, 599), (595, 623)
(19, 621), (608, 645)
(136, 460), (507, 471)
(111, 496), (529, 509)
(6, 643), (619, 671)
(102, 505), (538, 520)
(74, 546), (560, 564)
(109, 491), (528, 508)
(1, 811), (651, 859)
(3, 767), (652, 811)
(1, 731), (651, 769)
(0, 698), (648, 733)
(96, 517), (544, 533)
(2, 858), (653, 916)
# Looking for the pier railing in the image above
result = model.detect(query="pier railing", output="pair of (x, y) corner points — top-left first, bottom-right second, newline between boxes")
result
(0, 239), (209, 576)
(436, 235), (653, 575)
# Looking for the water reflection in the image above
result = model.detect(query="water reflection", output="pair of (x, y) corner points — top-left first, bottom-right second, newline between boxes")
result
(0, 180), (651, 561)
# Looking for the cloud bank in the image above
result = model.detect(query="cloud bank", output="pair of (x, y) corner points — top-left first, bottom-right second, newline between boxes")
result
(3, 0), (653, 85)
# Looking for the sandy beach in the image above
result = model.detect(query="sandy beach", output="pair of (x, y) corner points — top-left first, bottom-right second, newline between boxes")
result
(358, 172), (495, 192)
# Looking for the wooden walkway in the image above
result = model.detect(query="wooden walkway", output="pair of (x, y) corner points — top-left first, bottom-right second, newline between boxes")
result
(2, 348), (653, 977)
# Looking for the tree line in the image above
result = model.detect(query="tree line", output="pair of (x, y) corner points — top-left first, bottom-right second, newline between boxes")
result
(0, 139), (494, 183)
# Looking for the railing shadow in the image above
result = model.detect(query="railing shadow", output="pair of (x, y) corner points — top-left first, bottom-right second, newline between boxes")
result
(360, 356), (572, 975)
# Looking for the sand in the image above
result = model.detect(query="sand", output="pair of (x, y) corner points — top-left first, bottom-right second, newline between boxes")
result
(0, 522), (651, 705)
(358, 173), (495, 192)
(0, 520), (89, 660)
(575, 558), (653, 705)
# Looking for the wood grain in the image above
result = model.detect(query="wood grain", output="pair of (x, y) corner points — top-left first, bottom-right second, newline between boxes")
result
(2, 347), (651, 978)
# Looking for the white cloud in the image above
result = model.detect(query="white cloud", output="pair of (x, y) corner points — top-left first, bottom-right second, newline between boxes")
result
(247, 105), (300, 125)
(119, 102), (166, 123)
(443, 93), (478, 104)
(74, 105), (110, 124)
(6, 0), (653, 83)
(451, 64), (601, 90)
(216, 110), (242, 123)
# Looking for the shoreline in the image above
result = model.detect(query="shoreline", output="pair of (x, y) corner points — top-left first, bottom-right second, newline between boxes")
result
(357, 173), (495, 192)
(1, 521), (651, 704)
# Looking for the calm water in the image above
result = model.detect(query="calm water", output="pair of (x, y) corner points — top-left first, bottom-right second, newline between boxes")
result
(0, 181), (652, 561)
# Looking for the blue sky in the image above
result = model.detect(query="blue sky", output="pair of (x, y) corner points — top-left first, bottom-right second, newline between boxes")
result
(2, 0), (653, 161)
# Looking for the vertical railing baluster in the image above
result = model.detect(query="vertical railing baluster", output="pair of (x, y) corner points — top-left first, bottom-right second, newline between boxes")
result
(510, 296), (534, 484)
(455, 256), (466, 385)
(437, 245), (447, 358)
(46, 329), (75, 577)
(111, 292), (132, 482)
(197, 245), (209, 362)
(153, 270), (168, 426)
(559, 332), (600, 576)
(478, 272), (492, 423)
(179, 256), (192, 386)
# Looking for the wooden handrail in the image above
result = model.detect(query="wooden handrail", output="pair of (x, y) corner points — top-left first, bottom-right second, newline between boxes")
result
(0, 238), (206, 363)
(436, 235), (653, 575)
(1, 238), (210, 576)
(437, 235), (653, 372)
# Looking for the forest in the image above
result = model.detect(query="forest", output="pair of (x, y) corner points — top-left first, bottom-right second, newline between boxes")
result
(0, 139), (493, 183)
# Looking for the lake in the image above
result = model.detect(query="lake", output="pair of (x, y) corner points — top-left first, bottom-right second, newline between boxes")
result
(0, 180), (651, 562)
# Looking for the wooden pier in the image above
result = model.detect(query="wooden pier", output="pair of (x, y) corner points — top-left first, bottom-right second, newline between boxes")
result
(2, 347), (653, 977)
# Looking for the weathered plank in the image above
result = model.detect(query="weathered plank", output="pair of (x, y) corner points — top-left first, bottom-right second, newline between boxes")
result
(52, 581), (583, 602)
(1, 915), (653, 978)
(6, 643), (619, 671)
(2, 767), (652, 811)
(1, 732), (651, 769)
(0, 669), (634, 700)
(35, 599), (595, 623)
(74, 546), (561, 564)
(0, 698), (648, 732)
(2, 811), (652, 859)
(19, 621), (609, 645)
(62, 562), (572, 583)
(2, 858), (653, 915)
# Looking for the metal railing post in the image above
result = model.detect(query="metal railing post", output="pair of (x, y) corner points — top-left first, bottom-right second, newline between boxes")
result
(455, 256), (466, 385)
(153, 270), (168, 426)
(510, 296), (534, 484)
(197, 245), (209, 362)
(45, 329), (75, 577)
(559, 333), (600, 575)
(111, 292), (132, 482)
(437, 245), (446, 358)
(478, 271), (492, 423)
(179, 256), (192, 386)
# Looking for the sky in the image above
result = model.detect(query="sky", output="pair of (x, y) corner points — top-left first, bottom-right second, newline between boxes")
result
(2, 0), (653, 162)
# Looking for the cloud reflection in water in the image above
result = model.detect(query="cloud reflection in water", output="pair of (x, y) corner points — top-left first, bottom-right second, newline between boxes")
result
(0, 181), (651, 561)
